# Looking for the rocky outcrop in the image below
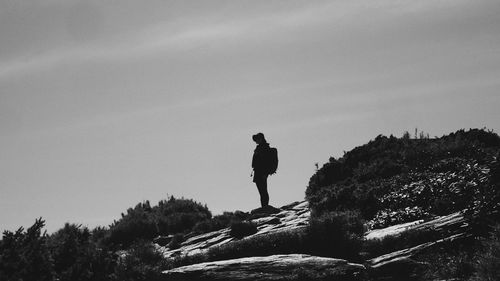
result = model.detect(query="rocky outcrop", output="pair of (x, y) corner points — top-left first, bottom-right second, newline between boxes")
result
(369, 232), (467, 267)
(365, 211), (470, 280)
(162, 254), (366, 281)
(158, 201), (474, 280)
(366, 211), (469, 268)
(157, 201), (310, 259)
(365, 211), (467, 241)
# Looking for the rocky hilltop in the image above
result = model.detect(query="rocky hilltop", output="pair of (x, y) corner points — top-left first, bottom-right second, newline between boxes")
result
(159, 201), (365, 281)
(157, 129), (500, 281)
(159, 201), (472, 281)
(158, 201), (310, 259)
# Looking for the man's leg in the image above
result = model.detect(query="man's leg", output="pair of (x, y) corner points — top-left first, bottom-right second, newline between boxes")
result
(256, 176), (269, 207)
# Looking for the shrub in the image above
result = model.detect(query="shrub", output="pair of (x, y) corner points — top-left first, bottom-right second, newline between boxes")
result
(354, 157), (403, 182)
(192, 211), (250, 235)
(0, 218), (54, 281)
(107, 202), (158, 248)
(306, 211), (364, 261)
(155, 197), (212, 235)
(418, 239), (476, 281)
(471, 224), (500, 281)
(114, 240), (169, 281)
(48, 223), (115, 281)
(369, 207), (431, 229)
(306, 183), (356, 215)
(167, 233), (184, 250)
(306, 129), (500, 225)
(230, 221), (258, 239)
(287, 265), (368, 281)
(108, 197), (211, 248)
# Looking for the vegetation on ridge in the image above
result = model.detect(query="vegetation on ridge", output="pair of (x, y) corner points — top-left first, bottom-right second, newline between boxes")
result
(306, 128), (500, 229)
(1, 128), (500, 281)
(0, 196), (214, 281)
(304, 128), (500, 280)
(107, 196), (211, 248)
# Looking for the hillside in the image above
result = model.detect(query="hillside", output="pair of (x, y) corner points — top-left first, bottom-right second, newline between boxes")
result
(1, 128), (499, 281)
(158, 129), (500, 280)
(155, 129), (500, 281)
(160, 204), (471, 280)
(307, 129), (500, 228)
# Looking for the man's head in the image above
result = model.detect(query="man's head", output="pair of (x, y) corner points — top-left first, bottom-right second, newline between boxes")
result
(252, 132), (266, 144)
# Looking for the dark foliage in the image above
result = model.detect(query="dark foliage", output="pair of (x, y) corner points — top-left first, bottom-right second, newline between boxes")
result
(471, 223), (500, 281)
(114, 240), (169, 281)
(414, 237), (477, 281)
(192, 211), (250, 234)
(306, 129), (500, 228)
(155, 197), (212, 234)
(0, 196), (212, 281)
(306, 211), (364, 261)
(108, 201), (158, 248)
(48, 224), (116, 281)
(230, 220), (258, 239)
(308, 128), (500, 191)
(0, 218), (55, 281)
(167, 233), (184, 250)
(108, 196), (211, 248)
(465, 153), (500, 236)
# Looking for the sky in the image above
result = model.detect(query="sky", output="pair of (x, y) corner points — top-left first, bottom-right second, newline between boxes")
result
(1, 0), (500, 234)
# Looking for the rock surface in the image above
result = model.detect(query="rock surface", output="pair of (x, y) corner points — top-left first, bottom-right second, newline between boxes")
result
(366, 211), (469, 268)
(158, 201), (472, 280)
(158, 201), (310, 259)
(162, 254), (366, 281)
(365, 211), (467, 241)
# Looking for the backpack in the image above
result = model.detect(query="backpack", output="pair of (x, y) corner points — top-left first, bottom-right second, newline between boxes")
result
(266, 147), (279, 175)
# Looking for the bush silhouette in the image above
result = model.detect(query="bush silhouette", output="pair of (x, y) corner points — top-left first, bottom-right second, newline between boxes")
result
(108, 196), (211, 248)
(193, 211), (250, 234)
(472, 224), (500, 280)
(230, 220), (258, 239)
(107, 201), (158, 248)
(306, 211), (364, 261)
(306, 129), (500, 227)
(0, 218), (54, 281)
(167, 233), (184, 250)
(114, 240), (168, 281)
(48, 223), (116, 281)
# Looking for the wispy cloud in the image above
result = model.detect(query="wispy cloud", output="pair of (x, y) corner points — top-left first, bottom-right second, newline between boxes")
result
(2, 0), (462, 79)
(0, 2), (330, 79)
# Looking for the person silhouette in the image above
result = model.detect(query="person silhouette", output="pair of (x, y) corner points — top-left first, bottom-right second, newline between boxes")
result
(251, 132), (270, 208)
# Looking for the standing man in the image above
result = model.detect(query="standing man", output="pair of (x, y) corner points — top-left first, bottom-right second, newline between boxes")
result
(252, 132), (270, 208)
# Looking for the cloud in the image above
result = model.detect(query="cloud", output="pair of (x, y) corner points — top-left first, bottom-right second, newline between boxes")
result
(2, 0), (498, 134)
(2, 0), (467, 79)
(0, 2), (327, 78)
